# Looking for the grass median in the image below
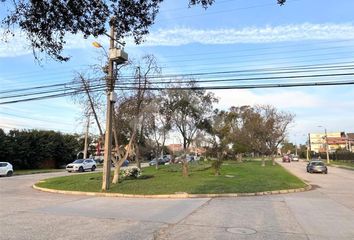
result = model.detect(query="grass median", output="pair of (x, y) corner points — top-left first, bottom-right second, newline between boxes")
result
(329, 160), (354, 169)
(36, 161), (306, 195)
(14, 169), (64, 176)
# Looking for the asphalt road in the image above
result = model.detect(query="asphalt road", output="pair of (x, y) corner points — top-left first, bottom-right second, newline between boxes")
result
(0, 161), (353, 240)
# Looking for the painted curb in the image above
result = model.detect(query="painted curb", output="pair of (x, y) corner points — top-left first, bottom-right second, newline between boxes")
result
(32, 183), (312, 199)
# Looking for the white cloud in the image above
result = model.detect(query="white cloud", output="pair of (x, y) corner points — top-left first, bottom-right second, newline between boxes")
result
(2, 23), (354, 57)
(139, 23), (354, 46)
(212, 89), (322, 110)
(0, 28), (104, 58)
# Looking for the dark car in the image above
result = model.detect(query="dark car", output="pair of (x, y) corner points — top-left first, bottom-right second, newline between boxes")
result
(306, 161), (328, 174)
(111, 159), (129, 167)
(282, 155), (291, 162)
(122, 159), (129, 167)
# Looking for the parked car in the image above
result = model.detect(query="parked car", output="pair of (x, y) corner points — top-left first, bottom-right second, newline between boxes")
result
(186, 155), (195, 162)
(162, 155), (172, 163)
(306, 161), (328, 174)
(0, 162), (13, 177)
(282, 155), (291, 162)
(148, 158), (165, 166)
(111, 159), (129, 167)
(292, 155), (299, 161)
(122, 159), (129, 167)
(66, 159), (96, 172)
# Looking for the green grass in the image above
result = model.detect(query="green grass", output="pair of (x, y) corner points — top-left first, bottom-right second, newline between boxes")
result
(14, 169), (64, 176)
(329, 160), (354, 169)
(36, 161), (306, 195)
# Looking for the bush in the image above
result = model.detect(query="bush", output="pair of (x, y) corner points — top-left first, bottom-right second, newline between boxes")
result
(121, 166), (141, 179)
(317, 150), (354, 161)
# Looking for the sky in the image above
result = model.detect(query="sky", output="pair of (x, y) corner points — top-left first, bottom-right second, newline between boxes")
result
(0, 0), (354, 146)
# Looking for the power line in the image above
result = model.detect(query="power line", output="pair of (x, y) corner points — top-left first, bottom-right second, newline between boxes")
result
(117, 80), (354, 91)
(3, 79), (353, 106)
(1, 63), (353, 101)
(157, 1), (298, 21)
(154, 39), (354, 59)
(0, 112), (74, 126)
(159, 51), (354, 70)
(1, 63), (353, 99)
(155, 47), (351, 65)
(2, 39), (352, 81)
(1, 74), (353, 105)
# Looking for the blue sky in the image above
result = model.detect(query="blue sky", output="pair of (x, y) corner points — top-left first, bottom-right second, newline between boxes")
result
(1, 0), (354, 145)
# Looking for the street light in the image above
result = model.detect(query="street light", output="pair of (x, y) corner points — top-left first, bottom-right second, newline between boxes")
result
(317, 125), (330, 164)
(92, 41), (108, 57)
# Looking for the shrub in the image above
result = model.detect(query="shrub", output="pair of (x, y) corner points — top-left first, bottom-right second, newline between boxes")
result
(121, 166), (141, 179)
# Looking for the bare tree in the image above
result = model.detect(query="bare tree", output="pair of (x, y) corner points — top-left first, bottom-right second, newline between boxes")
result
(111, 55), (160, 183)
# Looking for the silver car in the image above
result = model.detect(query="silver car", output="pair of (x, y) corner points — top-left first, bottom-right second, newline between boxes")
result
(66, 159), (96, 172)
(306, 161), (328, 174)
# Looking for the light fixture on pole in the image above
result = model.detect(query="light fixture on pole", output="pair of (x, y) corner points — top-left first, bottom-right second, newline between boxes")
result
(317, 125), (330, 164)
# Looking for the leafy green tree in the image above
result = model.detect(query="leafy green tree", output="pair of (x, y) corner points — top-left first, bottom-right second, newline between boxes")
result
(242, 105), (294, 166)
(1, 129), (81, 169)
(281, 141), (296, 154)
(0, 129), (10, 162)
(165, 81), (217, 176)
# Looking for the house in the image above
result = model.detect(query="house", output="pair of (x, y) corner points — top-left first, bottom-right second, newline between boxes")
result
(167, 144), (206, 155)
(347, 133), (354, 152)
(167, 144), (183, 154)
(310, 131), (354, 153)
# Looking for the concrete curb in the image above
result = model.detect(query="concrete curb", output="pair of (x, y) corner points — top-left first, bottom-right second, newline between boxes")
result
(32, 183), (312, 199)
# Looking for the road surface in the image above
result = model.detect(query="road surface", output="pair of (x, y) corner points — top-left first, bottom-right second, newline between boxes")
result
(0, 161), (353, 240)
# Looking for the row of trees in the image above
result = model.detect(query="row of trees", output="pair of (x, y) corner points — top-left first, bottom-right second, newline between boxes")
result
(208, 105), (294, 166)
(0, 54), (294, 175)
(0, 129), (83, 169)
(74, 55), (294, 182)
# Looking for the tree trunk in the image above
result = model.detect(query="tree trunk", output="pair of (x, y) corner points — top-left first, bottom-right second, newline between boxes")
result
(262, 155), (266, 167)
(182, 159), (189, 177)
(237, 153), (243, 163)
(214, 152), (222, 176)
(135, 144), (141, 169)
(272, 154), (275, 166)
(112, 164), (121, 184)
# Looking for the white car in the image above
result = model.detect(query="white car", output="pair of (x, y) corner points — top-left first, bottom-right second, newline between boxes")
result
(0, 162), (13, 177)
(66, 159), (96, 172)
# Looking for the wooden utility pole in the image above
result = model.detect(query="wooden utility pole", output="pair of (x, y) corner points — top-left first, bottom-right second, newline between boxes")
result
(102, 23), (116, 191)
(83, 114), (90, 159)
(101, 20), (128, 191)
